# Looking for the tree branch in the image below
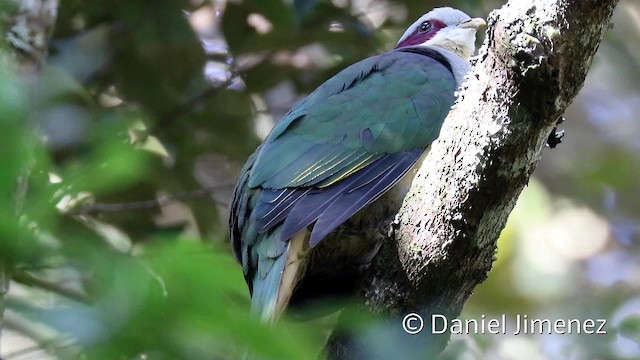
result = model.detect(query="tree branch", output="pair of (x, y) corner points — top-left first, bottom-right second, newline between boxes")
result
(5, 0), (58, 75)
(327, 0), (619, 358)
(11, 271), (91, 304)
(151, 54), (268, 132)
(152, 71), (242, 132)
(74, 185), (232, 215)
(2, 0), (59, 354)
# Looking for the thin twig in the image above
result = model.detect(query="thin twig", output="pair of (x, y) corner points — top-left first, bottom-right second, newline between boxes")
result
(11, 271), (91, 305)
(3, 312), (76, 360)
(153, 74), (239, 131)
(152, 52), (273, 132)
(2, 334), (75, 360)
(76, 185), (232, 215)
(152, 54), (247, 132)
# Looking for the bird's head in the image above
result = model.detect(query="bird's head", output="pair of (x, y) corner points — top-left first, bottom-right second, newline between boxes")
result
(396, 7), (485, 59)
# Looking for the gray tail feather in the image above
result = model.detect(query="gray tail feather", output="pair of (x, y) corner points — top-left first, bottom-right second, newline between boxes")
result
(250, 248), (287, 322)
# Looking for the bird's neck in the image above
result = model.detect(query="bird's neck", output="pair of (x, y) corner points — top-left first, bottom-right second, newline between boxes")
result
(428, 46), (472, 85)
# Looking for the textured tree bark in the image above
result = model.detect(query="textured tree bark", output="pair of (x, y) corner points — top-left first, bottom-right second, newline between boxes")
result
(327, 0), (619, 358)
(1, 0), (58, 353)
(4, 0), (58, 75)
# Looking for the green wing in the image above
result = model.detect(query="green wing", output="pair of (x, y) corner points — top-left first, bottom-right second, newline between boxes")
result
(248, 49), (456, 190)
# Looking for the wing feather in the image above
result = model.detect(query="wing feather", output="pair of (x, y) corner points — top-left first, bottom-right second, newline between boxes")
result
(247, 50), (456, 246)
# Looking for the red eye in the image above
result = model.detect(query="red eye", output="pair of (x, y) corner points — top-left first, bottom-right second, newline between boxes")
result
(418, 21), (432, 34)
(395, 19), (446, 49)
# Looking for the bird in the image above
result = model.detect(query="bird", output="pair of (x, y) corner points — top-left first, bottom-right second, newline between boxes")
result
(230, 7), (485, 322)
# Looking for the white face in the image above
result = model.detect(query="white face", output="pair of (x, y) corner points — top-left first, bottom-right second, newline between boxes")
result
(396, 7), (485, 59)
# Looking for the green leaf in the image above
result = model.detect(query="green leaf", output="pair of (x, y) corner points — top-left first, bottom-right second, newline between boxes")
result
(223, 0), (297, 53)
(619, 315), (640, 341)
(111, 0), (205, 116)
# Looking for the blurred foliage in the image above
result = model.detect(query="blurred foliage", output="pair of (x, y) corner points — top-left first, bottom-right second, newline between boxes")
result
(0, 0), (639, 359)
